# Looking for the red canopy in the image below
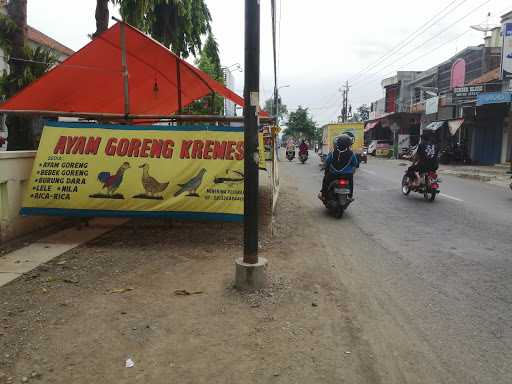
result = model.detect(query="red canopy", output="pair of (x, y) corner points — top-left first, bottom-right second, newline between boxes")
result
(0, 22), (245, 117)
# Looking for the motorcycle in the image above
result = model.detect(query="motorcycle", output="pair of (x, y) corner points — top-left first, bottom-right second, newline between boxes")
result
(402, 170), (441, 201)
(439, 143), (471, 165)
(286, 147), (296, 161)
(399, 145), (417, 160)
(361, 147), (368, 164)
(324, 177), (353, 218)
(299, 150), (308, 164)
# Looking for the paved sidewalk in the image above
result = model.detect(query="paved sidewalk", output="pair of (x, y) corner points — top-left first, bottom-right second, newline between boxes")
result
(0, 218), (128, 287)
(437, 163), (511, 187)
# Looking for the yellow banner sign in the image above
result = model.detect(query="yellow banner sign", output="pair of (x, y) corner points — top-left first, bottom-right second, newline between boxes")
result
(21, 122), (254, 221)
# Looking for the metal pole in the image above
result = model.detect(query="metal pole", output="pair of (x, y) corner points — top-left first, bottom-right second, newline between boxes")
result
(0, 110), (275, 123)
(119, 22), (130, 117)
(176, 57), (182, 113)
(243, 0), (260, 264)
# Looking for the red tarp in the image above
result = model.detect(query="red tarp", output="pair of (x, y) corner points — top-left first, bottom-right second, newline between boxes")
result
(0, 22), (246, 116)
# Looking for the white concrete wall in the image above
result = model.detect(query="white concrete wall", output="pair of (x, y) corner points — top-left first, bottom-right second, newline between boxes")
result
(0, 151), (62, 242)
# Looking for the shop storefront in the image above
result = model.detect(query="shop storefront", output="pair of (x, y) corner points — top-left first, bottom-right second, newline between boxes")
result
(475, 92), (512, 164)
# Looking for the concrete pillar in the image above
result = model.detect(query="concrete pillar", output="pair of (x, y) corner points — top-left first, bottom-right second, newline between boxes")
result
(235, 257), (268, 290)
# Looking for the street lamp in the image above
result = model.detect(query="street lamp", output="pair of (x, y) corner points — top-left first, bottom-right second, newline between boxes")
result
(222, 63), (243, 72)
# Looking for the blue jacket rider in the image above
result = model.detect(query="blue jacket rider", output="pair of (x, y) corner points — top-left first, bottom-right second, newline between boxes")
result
(320, 134), (359, 200)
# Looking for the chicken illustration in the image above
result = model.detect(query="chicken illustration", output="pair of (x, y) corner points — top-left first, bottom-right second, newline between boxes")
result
(139, 163), (170, 196)
(97, 162), (131, 195)
(174, 168), (207, 197)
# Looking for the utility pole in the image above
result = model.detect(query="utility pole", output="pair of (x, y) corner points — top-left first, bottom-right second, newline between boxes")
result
(236, 0), (267, 290)
(243, 0), (260, 263)
(341, 81), (350, 122)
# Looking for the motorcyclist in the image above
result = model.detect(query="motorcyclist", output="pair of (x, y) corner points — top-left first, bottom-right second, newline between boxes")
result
(319, 134), (359, 201)
(299, 139), (308, 155)
(407, 132), (439, 187)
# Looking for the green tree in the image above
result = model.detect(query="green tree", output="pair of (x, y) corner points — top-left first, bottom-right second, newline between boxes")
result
(0, 1), (58, 149)
(263, 96), (287, 121)
(95, 0), (212, 58)
(283, 106), (317, 141)
(187, 32), (224, 115)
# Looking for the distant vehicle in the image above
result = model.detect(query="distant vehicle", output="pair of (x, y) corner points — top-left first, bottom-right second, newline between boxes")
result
(286, 147), (295, 161)
(321, 122), (364, 160)
(368, 140), (393, 156)
(299, 151), (308, 164)
(360, 147), (368, 164)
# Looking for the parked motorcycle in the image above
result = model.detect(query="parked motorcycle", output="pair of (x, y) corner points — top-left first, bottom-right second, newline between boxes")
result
(299, 150), (308, 164)
(323, 177), (353, 218)
(286, 148), (296, 161)
(402, 170), (440, 201)
(399, 145), (417, 160)
(439, 142), (471, 165)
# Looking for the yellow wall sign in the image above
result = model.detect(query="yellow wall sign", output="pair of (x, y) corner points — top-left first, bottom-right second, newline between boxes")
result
(21, 122), (253, 221)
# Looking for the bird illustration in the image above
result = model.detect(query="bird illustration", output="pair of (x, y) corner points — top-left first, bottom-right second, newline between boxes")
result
(97, 162), (131, 195)
(174, 168), (207, 197)
(139, 163), (170, 196)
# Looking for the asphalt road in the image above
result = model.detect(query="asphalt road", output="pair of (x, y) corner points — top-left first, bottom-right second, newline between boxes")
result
(280, 151), (512, 384)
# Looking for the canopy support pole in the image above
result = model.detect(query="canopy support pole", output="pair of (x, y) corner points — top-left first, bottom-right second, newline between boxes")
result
(120, 22), (130, 117)
(176, 57), (182, 113)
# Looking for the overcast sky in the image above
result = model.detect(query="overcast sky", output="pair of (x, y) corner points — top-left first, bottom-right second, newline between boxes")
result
(27, 0), (511, 125)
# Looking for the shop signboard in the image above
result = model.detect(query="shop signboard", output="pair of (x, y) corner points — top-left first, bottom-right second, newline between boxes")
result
(476, 92), (512, 106)
(20, 122), (265, 222)
(453, 85), (485, 100)
(502, 22), (512, 80)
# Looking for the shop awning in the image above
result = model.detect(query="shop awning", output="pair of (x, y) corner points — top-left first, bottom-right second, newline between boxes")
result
(0, 22), (245, 117)
(448, 118), (464, 136)
(423, 121), (445, 131)
(364, 121), (380, 132)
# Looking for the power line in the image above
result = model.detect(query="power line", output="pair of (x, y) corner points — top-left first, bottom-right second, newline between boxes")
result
(348, 0), (467, 84)
(350, 0), (494, 88)
(319, 0), (490, 112)
(347, 29), (474, 92)
(316, 0), (470, 118)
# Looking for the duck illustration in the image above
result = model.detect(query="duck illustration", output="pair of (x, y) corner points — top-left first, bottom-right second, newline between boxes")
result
(139, 163), (170, 196)
(97, 162), (130, 195)
(174, 168), (207, 197)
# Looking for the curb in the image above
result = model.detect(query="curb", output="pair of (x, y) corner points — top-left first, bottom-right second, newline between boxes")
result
(439, 171), (494, 182)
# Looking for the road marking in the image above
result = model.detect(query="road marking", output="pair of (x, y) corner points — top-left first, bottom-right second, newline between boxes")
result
(360, 169), (377, 176)
(439, 193), (464, 202)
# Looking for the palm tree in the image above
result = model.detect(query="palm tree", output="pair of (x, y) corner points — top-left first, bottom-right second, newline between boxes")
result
(92, 0), (110, 38)
(5, 0), (27, 97)
(94, 0), (212, 58)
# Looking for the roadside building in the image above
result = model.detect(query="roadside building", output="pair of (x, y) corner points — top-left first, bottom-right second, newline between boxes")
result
(366, 17), (512, 164)
(222, 68), (236, 117)
(364, 71), (422, 153)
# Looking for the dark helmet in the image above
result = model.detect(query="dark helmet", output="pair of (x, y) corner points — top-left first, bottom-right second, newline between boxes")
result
(344, 131), (355, 143)
(335, 134), (352, 152)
